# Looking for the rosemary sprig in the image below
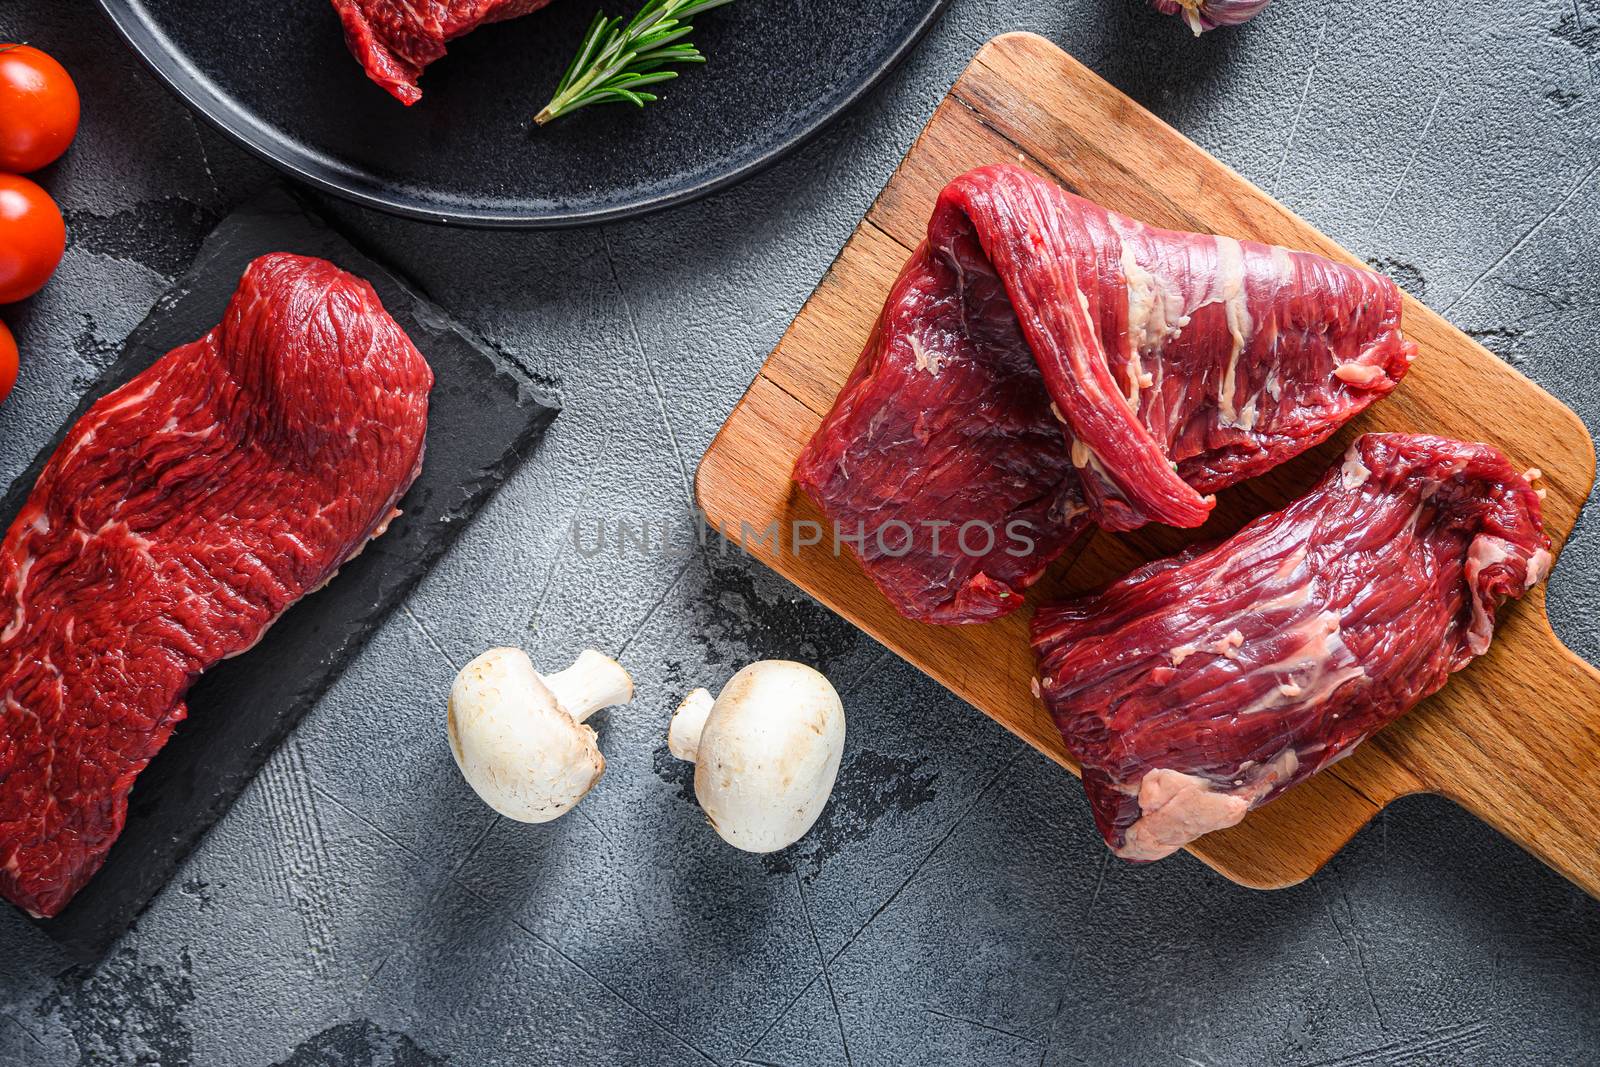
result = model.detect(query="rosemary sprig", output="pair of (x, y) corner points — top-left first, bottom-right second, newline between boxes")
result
(535, 0), (734, 125)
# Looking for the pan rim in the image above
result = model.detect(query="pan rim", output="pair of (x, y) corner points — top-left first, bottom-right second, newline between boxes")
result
(94, 0), (953, 229)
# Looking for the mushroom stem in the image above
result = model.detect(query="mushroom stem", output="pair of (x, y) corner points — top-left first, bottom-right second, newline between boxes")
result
(668, 688), (715, 762)
(543, 650), (634, 723)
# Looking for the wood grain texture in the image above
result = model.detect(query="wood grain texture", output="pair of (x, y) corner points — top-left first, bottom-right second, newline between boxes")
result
(697, 33), (1600, 893)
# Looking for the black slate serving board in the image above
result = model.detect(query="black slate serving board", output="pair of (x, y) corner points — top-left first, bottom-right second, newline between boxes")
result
(1, 187), (559, 959)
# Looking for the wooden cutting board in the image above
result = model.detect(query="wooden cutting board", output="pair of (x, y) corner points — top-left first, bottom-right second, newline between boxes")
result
(697, 33), (1600, 893)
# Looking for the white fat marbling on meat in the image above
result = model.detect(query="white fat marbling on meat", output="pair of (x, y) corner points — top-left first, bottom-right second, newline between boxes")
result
(1268, 245), (1296, 277)
(3, 695), (38, 734)
(1273, 611), (1348, 668)
(908, 334), (942, 376)
(1069, 438), (1121, 502)
(1212, 236), (1254, 427)
(1236, 394), (1259, 431)
(1527, 548), (1553, 586)
(1212, 628), (1245, 658)
(95, 379), (160, 417)
(1170, 642), (1199, 666)
(54, 381), (160, 469)
(0, 554), (35, 645)
(1250, 579), (1315, 614)
(1078, 446), (1129, 510)
(1116, 770), (1250, 861)
(1463, 537), (1511, 655)
(1525, 468), (1549, 503)
(1110, 223), (1269, 428)
(370, 507), (402, 541)
(1400, 492), (1431, 540)
(1333, 362), (1387, 386)
(1341, 446), (1371, 489)
(1239, 610), (1368, 716)
(1074, 286), (1097, 333)
(1070, 438), (1092, 469)
(1275, 545), (1308, 579)
(1116, 224), (1188, 406)
(1463, 537), (1552, 655)
(1115, 748), (1299, 861)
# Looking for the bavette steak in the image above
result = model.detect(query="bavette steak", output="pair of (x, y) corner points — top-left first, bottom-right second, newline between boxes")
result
(333, 0), (557, 105)
(0, 254), (433, 918)
(794, 165), (1415, 624)
(1032, 433), (1550, 862)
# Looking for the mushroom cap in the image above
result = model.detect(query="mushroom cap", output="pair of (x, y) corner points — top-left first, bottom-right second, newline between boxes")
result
(448, 647), (604, 823)
(694, 661), (845, 853)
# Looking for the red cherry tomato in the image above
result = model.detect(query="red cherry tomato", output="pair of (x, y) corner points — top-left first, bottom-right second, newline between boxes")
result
(0, 174), (65, 304)
(0, 44), (80, 173)
(0, 319), (17, 404)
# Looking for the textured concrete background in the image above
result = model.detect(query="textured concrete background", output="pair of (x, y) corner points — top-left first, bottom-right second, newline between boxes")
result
(2, 0), (1599, 1064)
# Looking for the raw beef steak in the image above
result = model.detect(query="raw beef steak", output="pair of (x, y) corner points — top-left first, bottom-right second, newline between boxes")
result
(793, 221), (1092, 625)
(795, 165), (1415, 624)
(0, 254), (433, 918)
(1032, 433), (1550, 862)
(333, 0), (556, 104)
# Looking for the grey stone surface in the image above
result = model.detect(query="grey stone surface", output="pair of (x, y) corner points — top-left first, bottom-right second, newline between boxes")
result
(1, 0), (1598, 1064)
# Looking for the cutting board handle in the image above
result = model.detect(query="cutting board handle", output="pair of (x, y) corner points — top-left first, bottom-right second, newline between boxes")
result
(1415, 591), (1600, 895)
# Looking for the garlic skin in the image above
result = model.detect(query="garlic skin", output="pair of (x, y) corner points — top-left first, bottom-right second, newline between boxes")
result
(1150, 0), (1270, 35)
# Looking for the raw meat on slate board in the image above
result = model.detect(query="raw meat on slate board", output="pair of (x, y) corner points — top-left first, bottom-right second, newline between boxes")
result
(0, 253), (433, 919)
(333, 0), (557, 104)
(794, 164), (1416, 624)
(1033, 433), (1551, 863)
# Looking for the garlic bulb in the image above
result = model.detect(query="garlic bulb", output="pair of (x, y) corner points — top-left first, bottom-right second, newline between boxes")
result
(1149, 0), (1270, 34)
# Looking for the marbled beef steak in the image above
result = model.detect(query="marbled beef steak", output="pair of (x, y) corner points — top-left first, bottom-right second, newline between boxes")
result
(0, 253), (433, 918)
(794, 165), (1417, 623)
(1033, 433), (1550, 861)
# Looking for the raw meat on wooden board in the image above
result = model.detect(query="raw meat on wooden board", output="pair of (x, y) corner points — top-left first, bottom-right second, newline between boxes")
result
(700, 32), (1600, 896)
(794, 199), (1092, 625)
(0, 253), (433, 919)
(1032, 433), (1551, 863)
(793, 164), (1415, 624)
(333, 0), (556, 104)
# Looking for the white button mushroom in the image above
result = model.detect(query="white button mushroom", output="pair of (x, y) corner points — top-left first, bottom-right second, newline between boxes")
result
(669, 660), (846, 853)
(448, 647), (633, 823)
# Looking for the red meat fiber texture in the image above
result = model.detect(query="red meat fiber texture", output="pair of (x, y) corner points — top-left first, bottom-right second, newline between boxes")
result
(1033, 433), (1549, 862)
(333, 0), (556, 104)
(795, 164), (1417, 624)
(0, 253), (432, 918)
(796, 165), (1550, 861)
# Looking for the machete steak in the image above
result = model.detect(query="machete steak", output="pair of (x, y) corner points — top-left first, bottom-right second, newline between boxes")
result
(794, 165), (1415, 623)
(1033, 433), (1550, 862)
(0, 253), (433, 918)
(333, 0), (557, 105)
